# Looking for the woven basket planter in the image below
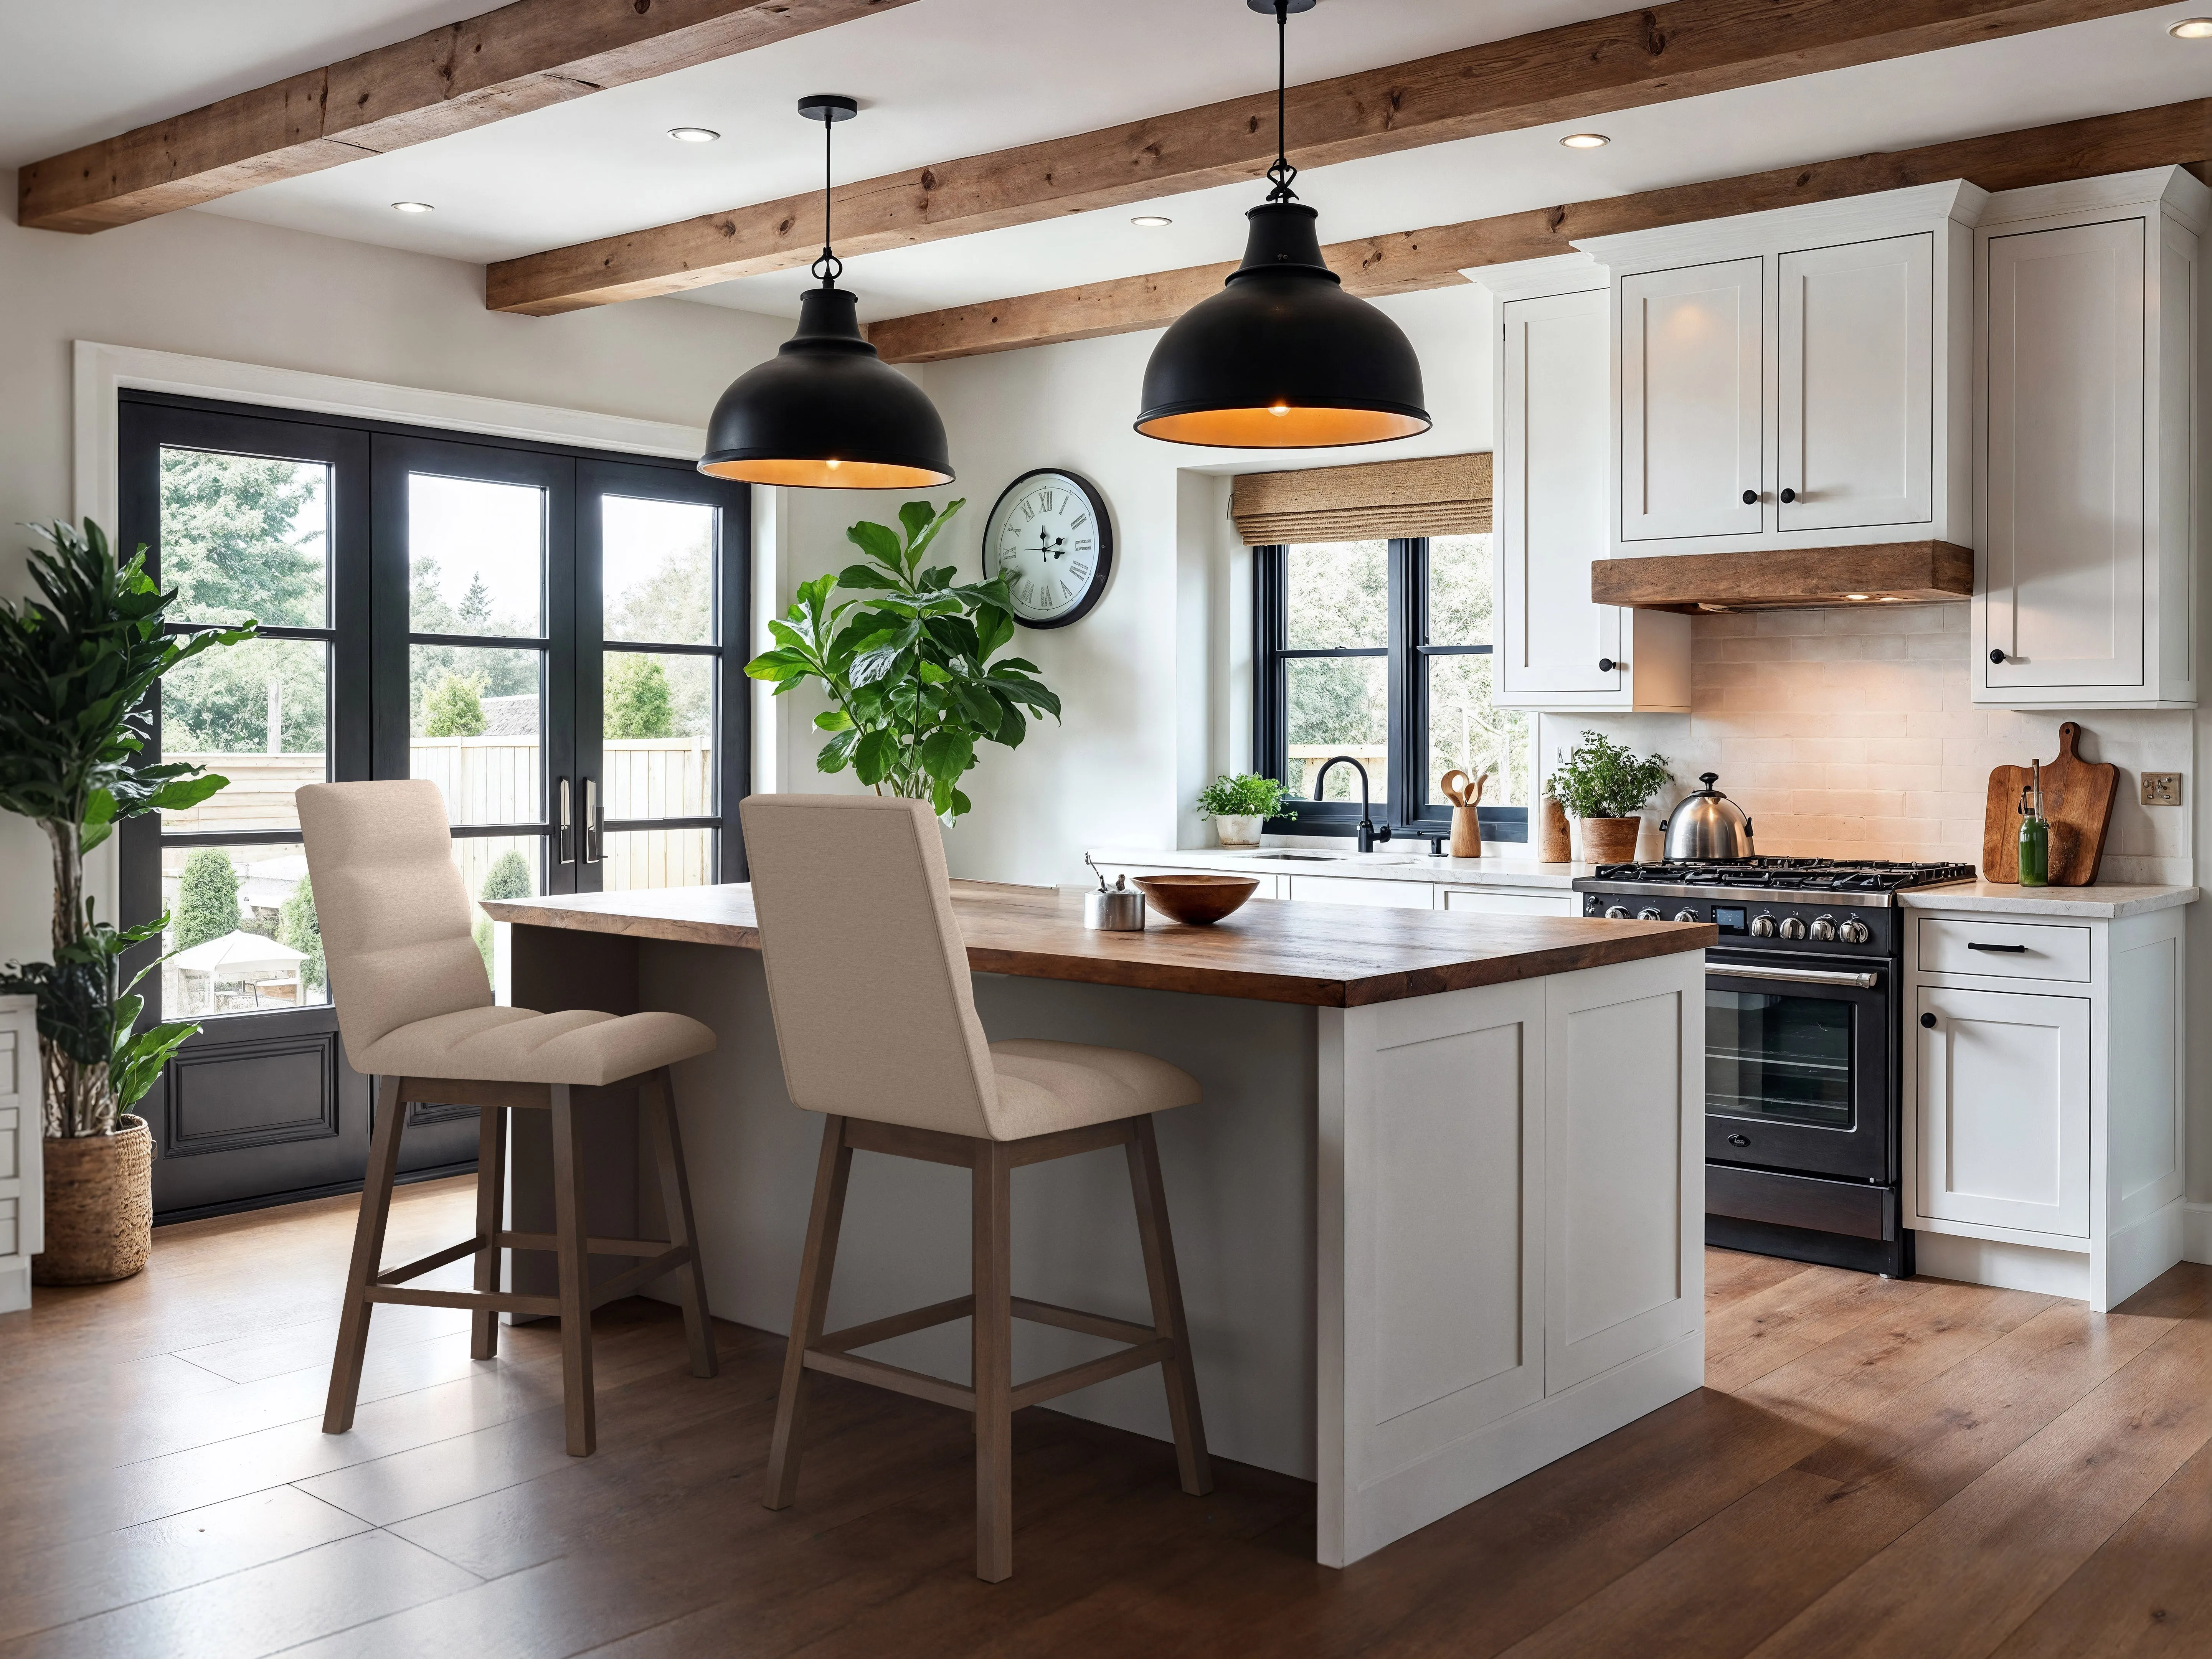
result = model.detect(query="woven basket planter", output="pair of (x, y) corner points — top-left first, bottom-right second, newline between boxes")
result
(33, 1116), (153, 1285)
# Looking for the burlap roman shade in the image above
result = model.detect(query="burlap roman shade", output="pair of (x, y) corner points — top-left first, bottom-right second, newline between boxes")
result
(1230, 452), (1492, 546)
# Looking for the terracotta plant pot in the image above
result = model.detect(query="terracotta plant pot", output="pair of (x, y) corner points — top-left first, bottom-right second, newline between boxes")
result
(1213, 815), (1264, 848)
(33, 1115), (153, 1286)
(1578, 816), (1645, 865)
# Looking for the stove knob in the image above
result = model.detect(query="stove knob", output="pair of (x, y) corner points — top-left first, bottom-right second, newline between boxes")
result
(1749, 914), (1777, 938)
(1808, 917), (1836, 943)
(1637, 907), (1663, 922)
(1837, 918), (1870, 946)
(1604, 905), (1630, 920)
(1778, 916), (1807, 941)
(1674, 908), (1699, 923)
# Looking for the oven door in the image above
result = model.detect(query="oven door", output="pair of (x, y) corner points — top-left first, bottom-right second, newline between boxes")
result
(1704, 952), (1893, 1182)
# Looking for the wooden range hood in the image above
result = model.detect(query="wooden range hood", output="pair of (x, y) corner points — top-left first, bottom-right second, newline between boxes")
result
(1590, 541), (1972, 612)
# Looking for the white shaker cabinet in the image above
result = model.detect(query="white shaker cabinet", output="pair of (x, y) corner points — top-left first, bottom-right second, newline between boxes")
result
(0, 995), (41, 1314)
(1974, 167), (2205, 708)
(1618, 257), (1765, 544)
(1914, 984), (2090, 1238)
(1471, 255), (1691, 713)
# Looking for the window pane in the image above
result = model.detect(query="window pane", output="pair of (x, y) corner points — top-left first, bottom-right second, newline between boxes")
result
(603, 827), (713, 891)
(1425, 534), (1492, 647)
(605, 652), (714, 822)
(411, 644), (542, 825)
(604, 496), (715, 645)
(159, 637), (328, 832)
(1286, 540), (1388, 649)
(408, 474), (546, 636)
(454, 834), (542, 1001)
(159, 844), (328, 1020)
(1287, 656), (1388, 803)
(1426, 652), (1529, 808)
(158, 447), (329, 628)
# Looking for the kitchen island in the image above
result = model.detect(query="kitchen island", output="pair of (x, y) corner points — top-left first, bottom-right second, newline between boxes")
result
(483, 881), (1712, 1567)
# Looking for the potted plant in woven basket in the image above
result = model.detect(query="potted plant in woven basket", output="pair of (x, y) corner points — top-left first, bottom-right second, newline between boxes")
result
(1548, 730), (1672, 865)
(0, 520), (254, 1284)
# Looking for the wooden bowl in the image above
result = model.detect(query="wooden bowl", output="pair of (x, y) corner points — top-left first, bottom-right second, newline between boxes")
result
(1130, 873), (1260, 925)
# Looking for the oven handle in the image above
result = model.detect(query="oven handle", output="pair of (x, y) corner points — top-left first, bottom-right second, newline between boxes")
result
(1709, 962), (1881, 990)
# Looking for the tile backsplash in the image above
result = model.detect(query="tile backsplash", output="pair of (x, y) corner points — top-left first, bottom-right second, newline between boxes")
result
(1541, 604), (2193, 884)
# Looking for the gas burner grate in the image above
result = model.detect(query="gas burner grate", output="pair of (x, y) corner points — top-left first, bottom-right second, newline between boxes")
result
(1592, 858), (1977, 893)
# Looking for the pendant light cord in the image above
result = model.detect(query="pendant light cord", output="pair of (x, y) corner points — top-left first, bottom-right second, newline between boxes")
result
(1265, 0), (1298, 203)
(812, 111), (843, 287)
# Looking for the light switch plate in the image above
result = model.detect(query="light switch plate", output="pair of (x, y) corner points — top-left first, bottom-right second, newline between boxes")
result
(2141, 772), (2183, 806)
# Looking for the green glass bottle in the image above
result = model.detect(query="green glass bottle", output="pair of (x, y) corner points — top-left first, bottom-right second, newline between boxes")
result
(2018, 764), (2049, 888)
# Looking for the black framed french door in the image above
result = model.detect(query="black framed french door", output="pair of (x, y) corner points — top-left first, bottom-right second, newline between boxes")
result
(117, 393), (748, 1220)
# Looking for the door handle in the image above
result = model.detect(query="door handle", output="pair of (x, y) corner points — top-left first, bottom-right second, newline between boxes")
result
(583, 777), (602, 865)
(1966, 942), (2029, 954)
(1710, 963), (1880, 989)
(557, 777), (575, 865)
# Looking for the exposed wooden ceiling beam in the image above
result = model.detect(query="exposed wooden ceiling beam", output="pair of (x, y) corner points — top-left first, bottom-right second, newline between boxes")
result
(864, 97), (2212, 364)
(485, 0), (2167, 315)
(16, 0), (918, 234)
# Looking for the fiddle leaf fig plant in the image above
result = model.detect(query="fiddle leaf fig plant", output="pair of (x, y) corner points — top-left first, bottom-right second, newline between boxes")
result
(746, 500), (1061, 820)
(0, 520), (256, 1137)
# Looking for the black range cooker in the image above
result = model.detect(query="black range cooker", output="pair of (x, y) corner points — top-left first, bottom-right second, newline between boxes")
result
(1573, 858), (1976, 1277)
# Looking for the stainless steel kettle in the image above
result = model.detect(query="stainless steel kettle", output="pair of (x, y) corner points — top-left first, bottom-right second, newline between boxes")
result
(1662, 772), (1755, 860)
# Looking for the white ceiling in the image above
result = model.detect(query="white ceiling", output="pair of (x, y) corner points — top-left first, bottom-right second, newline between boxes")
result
(5, 0), (2210, 324)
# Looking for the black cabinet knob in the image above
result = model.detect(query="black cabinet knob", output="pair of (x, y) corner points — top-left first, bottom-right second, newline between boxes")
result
(1727, 1133), (1750, 1147)
(1597, 657), (1616, 673)
(1990, 648), (2007, 664)
(1741, 489), (1758, 505)
(1920, 1012), (1938, 1028)
(1780, 487), (1797, 503)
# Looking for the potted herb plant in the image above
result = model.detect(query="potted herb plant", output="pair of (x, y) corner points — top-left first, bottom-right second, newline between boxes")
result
(747, 500), (1060, 819)
(1547, 730), (1672, 865)
(0, 520), (253, 1284)
(1194, 773), (1297, 848)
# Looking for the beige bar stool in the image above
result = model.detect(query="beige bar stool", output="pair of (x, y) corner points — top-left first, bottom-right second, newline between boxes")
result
(740, 794), (1211, 1582)
(299, 779), (719, 1457)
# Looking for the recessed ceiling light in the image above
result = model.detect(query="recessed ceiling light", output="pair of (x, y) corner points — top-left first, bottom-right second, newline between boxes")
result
(2170, 17), (2212, 37)
(1560, 132), (1610, 149)
(668, 126), (721, 143)
(390, 201), (434, 214)
(1131, 215), (1173, 227)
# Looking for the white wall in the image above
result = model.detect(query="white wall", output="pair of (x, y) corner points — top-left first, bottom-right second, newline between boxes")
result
(0, 172), (787, 964)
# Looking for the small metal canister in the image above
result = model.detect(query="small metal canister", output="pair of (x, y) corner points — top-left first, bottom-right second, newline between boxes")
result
(1083, 868), (1147, 931)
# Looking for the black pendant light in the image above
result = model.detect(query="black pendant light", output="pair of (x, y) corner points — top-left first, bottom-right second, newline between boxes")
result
(699, 96), (954, 489)
(1136, 0), (1430, 449)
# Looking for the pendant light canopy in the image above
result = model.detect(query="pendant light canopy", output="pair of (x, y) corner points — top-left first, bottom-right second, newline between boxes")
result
(699, 96), (953, 489)
(1136, 0), (1430, 450)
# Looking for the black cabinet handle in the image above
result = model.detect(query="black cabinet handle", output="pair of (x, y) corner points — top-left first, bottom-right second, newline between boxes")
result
(1968, 942), (2029, 954)
(1598, 657), (1617, 673)
(1990, 648), (2007, 664)
(1920, 1012), (1937, 1028)
(1740, 489), (1758, 505)
(1780, 487), (1797, 503)
(1727, 1133), (1750, 1147)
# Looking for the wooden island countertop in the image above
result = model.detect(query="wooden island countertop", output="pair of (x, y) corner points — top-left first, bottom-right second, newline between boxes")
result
(484, 880), (1713, 1008)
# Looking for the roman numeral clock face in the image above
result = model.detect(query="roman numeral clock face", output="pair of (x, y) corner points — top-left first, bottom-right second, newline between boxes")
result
(983, 469), (1113, 629)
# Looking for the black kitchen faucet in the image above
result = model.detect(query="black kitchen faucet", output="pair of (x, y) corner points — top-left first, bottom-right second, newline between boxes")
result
(1313, 755), (1391, 854)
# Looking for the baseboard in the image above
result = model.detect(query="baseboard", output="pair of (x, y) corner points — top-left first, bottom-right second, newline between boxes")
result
(0, 1259), (28, 1316)
(2186, 1202), (2212, 1266)
(1913, 1230), (2090, 1301)
(152, 1160), (477, 1227)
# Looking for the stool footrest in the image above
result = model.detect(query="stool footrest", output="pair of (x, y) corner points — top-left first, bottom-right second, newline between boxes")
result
(817, 1295), (975, 1355)
(804, 1347), (977, 1413)
(1011, 1338), (1174, 1411)
(376, 1236), (487, 1286)
(499, 1230), (676, 1258)
(1009, 1297), (1158, 1347)
(588, 1245), (694, 1310)
(366, 1285), (561, 1317)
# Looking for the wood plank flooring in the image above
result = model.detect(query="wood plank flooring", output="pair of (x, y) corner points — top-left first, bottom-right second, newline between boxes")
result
(2, 1177), (2207, 1658)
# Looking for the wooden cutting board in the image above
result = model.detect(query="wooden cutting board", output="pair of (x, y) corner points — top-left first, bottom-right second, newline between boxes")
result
(1981, 722), (2119, 886)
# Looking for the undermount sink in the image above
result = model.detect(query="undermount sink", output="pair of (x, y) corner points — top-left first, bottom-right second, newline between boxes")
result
(1248, 851), (1344, 861)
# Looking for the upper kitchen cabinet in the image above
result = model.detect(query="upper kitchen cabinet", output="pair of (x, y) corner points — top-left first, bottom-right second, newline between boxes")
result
(1974, 167), (2206, 709)
(1473, 255), (1690, 714)
(1579, 182), (1983, 560)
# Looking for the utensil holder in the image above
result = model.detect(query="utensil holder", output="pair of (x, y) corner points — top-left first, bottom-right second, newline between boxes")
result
(1538, 797), (1572, 863)
(1084, 888), (1146, 931)
(1451, 804), (1482, 858)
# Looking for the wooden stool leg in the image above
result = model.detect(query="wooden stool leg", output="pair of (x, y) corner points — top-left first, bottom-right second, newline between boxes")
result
(972, 1139), (1015, 1583)
(325, 1076), (407, 1434)
(764, 1116), (852, 1508)
(470, 1101), (507, 1361)
(646, 1066), (716, 1379)
(550, 1083), (596, 1457)
(1126, 1115), (1213, 1496)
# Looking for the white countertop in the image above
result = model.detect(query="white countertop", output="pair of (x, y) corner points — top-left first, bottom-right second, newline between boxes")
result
(1900, 881), (2199, 919)
(1087, 845), (1595, 889)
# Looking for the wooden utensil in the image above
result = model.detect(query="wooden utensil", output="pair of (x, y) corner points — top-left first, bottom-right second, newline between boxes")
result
(1440, 770), (1488, 857)
(1981, 722), (2118, 886)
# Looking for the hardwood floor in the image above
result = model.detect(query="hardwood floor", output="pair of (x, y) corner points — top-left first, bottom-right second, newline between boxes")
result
(2, 1177), (2207, 1658)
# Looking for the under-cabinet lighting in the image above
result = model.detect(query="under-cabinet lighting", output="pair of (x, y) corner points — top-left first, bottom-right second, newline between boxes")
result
(1843, 593), (1871, 601)
(2170, 17), (2212, 38)
(1561, 132), (1610, 149)
(1878, 596), (1902, 602)
(1131, 215), (1174, 227)
(390, 201), (434, 213)
(668, 127), (721, 143)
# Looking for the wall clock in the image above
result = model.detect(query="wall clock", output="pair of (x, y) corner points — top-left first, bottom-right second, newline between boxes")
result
(981, 468), (1113, 629)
